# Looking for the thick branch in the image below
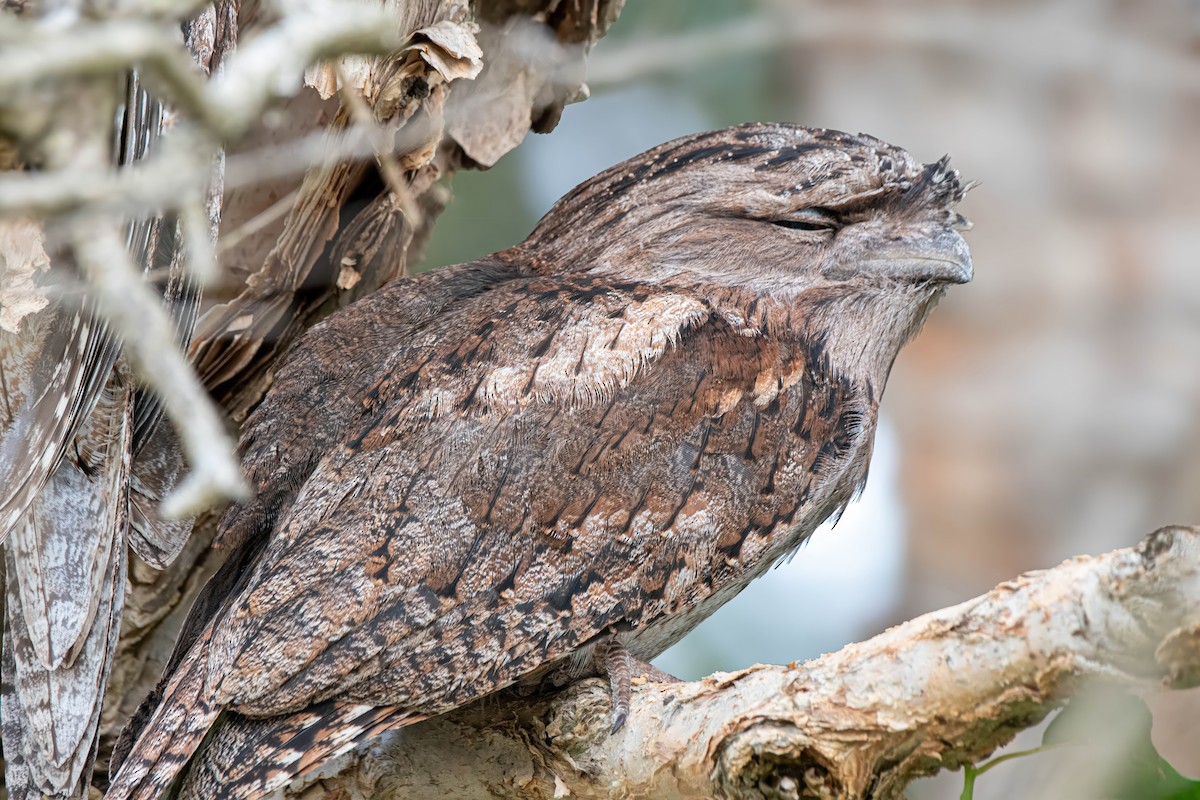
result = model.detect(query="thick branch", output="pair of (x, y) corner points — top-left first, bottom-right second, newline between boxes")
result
(292, 526), (1200, 800)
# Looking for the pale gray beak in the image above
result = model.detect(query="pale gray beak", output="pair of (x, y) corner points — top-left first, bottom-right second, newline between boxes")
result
(859, 228), (973, 285)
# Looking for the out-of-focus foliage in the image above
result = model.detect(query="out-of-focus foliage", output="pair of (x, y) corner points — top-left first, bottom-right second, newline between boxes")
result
(1040, 694), (1200, 800)
(962, 693), (1200, 800)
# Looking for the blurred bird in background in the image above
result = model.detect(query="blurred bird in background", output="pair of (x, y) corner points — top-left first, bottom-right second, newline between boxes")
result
(0, 71), (199, 800)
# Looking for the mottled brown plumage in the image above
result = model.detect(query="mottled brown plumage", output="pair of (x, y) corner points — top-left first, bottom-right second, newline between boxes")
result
(0, 73), (200, 800)
(107, 123), (971, 800)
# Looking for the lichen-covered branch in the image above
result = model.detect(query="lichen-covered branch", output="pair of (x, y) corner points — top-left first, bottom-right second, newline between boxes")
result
(292, 526), (1200, 800)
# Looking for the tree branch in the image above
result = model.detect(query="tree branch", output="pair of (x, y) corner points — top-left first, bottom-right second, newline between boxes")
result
(290, 526), (1200, 800)
(71, 219), (248, 516)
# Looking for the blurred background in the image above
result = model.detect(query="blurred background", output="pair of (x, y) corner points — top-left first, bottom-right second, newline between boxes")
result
(419, 1), (1200, 796)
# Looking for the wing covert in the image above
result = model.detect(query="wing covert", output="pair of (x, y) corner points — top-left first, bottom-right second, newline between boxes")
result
(203, 277), (728, 718)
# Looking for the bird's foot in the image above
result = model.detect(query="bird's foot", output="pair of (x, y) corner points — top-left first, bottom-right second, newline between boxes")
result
(544, 637), (680, 732)
(591, 637), (680, 733)
(592, 637), (633, 733)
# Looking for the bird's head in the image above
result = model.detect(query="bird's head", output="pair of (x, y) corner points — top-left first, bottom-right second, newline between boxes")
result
(522, 123), (973, 381)
(525, 122), (971, 293)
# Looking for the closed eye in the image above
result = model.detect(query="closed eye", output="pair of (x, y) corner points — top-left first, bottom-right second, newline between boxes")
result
(769, 206), (840, 232)
(771, 218), (831, 232)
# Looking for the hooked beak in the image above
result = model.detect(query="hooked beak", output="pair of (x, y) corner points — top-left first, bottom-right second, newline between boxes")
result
(859, 228), (973, 285)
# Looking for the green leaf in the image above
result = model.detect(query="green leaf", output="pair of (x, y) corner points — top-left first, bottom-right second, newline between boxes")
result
(1042, 691), (1152, 748)
(1040, 692), (1200, 799)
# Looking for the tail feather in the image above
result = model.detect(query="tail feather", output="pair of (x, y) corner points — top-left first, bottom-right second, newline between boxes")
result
(0, 307), (118, 548)
(7, 464), (121, 670)
(2, 537), (125, 798)
(105, 625), (220, 800)
(1, 390), (132, 800)
(179, 701), (423, 800)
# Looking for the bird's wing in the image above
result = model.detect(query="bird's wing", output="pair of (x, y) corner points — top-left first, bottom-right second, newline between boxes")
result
(0, 70), (202, 800)
(215, 256), (525, 552)
(0, 307), (119, 545)
(191, 284), (856, 800)
(206, 276), (721, 715)
(0, 72), (192, 549)
(106, 258), (530, 789)
(110, 273), (768, 800)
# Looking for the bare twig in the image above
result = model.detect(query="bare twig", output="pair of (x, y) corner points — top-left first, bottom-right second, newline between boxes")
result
(0, 0), (404, 139)
(0, 0), (424, 515)
(70, 219), (247, 516)
(0, 150), (200, 219)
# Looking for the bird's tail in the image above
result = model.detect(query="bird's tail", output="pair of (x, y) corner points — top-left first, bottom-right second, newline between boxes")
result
(177, 701), (423, 799)
(2, 529), (124, 800)
(108, 622), (423, 800)
(2, 390), (132, 800)
(104, 623), (220, 800)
